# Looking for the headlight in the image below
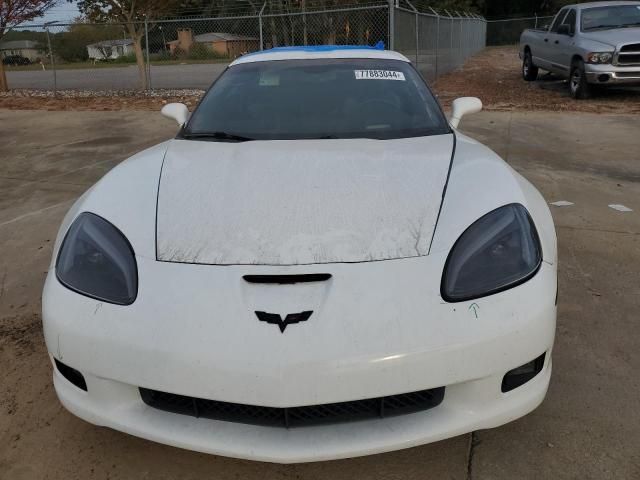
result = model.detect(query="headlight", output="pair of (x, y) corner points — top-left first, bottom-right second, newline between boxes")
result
(587, 52), (613, 64)
(441, 204), (542, 302)
(56, 212), (138, 305)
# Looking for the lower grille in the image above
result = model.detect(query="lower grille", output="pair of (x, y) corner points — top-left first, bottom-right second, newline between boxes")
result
(140, 386), (445, 428)
(618, 53), (640, 65)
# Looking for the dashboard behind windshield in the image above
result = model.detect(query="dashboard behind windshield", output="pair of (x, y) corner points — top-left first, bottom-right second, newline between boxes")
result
(184, 58), (450, 141)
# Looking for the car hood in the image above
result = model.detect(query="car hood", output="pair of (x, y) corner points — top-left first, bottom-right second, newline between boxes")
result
(156, 135), (454, 265)
(581, 27), (640, 48)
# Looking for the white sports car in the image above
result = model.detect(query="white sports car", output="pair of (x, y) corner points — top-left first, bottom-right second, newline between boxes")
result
(43, 45), (557, 463)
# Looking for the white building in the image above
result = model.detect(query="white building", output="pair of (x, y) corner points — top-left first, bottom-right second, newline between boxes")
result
(87, 39), (134, 60)
(0, 40), (44, 61)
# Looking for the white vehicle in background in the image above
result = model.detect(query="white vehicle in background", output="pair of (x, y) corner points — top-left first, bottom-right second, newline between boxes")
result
(43, 45), (557, 463)
(520, 1), (640, 98)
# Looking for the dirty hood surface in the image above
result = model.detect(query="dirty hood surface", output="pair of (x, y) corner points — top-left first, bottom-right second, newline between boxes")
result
(156, 135), (454, 265)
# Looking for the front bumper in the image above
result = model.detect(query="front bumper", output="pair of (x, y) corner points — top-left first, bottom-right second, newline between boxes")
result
(585, 63), (640, 85)
(53, 355), (551, 463)
(44, 254), (556, 463)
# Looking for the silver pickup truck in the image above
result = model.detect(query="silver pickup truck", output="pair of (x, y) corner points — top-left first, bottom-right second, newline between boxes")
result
(519, 1), (640, 98)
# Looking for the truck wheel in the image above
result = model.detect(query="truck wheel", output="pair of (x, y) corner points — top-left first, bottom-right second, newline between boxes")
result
(569, 60), (591, 99)
(522, 51), (538, 81)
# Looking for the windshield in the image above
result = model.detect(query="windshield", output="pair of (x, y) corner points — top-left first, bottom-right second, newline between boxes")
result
(581, 5), (640, 31)
(184, 58), (450, 141)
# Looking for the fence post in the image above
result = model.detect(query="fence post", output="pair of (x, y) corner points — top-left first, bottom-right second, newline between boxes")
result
(444, 10), (452, 67)
(388, 0), (395, 50)
(144, 16), (151, 90)
(406, 0), (419, 68)
(44, 22), (58, 96)
(429, 7), (439, 79)
(534, 13), (538, 29)
(259, 2), (267, 50)
(456, 11), (462, 62)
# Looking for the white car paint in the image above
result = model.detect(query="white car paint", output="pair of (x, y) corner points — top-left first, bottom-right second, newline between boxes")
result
(43, 47), (557, 463)
(232, 48), (411, 65)
(157, 135), (453, 265)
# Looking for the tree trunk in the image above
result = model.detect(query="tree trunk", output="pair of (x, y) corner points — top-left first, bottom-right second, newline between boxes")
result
(126, 22), (147, 90)
(133, 36), (148, 90)
(0, 61), (8, 92)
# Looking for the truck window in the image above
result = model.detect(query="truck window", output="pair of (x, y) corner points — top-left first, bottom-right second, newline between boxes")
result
(550, 9), (568, 32)
(563, 9), (577, 35)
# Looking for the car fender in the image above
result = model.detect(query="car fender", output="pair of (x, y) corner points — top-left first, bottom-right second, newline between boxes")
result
(430, 133), (556, 265)
(49, 141), (169, 268)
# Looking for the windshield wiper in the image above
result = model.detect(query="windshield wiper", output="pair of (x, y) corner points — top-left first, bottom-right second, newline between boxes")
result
(182, 131), (255, 142)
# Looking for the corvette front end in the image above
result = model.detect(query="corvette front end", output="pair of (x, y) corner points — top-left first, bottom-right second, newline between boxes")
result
(44, 246), (555, 463)
(43, 46), (557, 463)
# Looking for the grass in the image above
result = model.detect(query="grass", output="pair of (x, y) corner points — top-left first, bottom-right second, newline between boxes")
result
(4, 57), (230, 72)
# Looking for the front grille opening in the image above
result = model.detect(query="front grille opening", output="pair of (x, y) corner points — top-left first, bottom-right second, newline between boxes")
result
(140, 387), (445, 428)
(620, 43), (640, 52)
(54, 359), (87, 391)
(501, 353), (546, 393)
(618, 54), (640, 65)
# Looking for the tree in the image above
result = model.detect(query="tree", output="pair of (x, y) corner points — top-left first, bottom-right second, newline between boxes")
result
(0, 0), (57, 91)
(54, 19), (125, 62)
(76, 0), (180, 88)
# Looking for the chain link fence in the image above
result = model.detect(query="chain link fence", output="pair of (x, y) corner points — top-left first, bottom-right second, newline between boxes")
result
(2, 1), (487, 92)
(394, 1), (486, 82)
(486, 15), (554, 46)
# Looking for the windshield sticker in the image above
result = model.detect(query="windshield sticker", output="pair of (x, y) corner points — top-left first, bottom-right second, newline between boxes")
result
(259, 72), (280, 86)
(354, 70), (406, 81)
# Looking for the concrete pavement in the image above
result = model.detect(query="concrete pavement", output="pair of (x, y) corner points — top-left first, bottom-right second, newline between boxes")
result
(0, 109), (638, 479)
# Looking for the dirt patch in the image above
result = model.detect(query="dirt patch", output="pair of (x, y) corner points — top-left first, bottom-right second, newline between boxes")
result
(0, 313), (42, 357)
(433, 46), (640, 114)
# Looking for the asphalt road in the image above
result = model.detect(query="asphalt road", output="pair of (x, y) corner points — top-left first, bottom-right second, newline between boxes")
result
(5, 62), (230, 90)
(4, 49), (458, 90)
(0, 109), (639, 479)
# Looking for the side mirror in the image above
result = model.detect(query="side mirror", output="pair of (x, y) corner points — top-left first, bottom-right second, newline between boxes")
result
(557, 24), (571, 36)
(450, 97), (482, 129)
(161, 102), (189, 126)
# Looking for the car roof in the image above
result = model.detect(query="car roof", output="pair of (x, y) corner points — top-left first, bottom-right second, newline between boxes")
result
(230, 44), (410, 66)
(563, 1), (640, 10)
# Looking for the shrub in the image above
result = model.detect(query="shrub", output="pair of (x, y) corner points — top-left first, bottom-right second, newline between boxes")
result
(111, 53), (137, 64)
(150, 50), (172, 61)
(187, 43), (225, 60)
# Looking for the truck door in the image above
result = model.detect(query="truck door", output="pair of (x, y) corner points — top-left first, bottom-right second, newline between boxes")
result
(548, 9), (577, 74)
(537, 9), (568, 71)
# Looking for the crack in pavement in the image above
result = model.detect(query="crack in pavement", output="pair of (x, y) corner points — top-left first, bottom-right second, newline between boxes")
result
(0, 200), (73, 228)
(466, 431), (480, 480)
(556, 224), (640, 236)
(0, 175), (90, 187)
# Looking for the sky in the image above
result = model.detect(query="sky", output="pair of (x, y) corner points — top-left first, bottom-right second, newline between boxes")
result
(38, 1), (81, 26)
